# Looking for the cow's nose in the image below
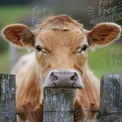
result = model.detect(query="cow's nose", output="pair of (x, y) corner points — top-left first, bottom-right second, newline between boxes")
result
(50, 71), (78, 85)
(44, 70), (84, 89)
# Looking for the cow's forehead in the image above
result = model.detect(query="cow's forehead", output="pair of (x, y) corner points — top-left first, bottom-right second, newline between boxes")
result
(36, 29), (87, 50)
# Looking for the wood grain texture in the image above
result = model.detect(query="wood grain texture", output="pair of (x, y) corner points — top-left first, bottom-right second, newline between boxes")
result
(98, 74), (122, 122)
(43, 88), (74, 122)
(0, 74), (16, 122)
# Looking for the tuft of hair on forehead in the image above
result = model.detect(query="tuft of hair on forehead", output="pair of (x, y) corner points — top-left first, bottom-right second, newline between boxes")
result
(37, 15), (83, 31)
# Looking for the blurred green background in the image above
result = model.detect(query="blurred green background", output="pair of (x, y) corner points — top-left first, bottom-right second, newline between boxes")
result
(0, 0), (122, 79)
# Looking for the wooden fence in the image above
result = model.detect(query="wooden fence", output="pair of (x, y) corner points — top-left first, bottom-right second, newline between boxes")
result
(0, 74), (122, 122)
(97, 74), (122, 122)
(0, 74), (16, 122)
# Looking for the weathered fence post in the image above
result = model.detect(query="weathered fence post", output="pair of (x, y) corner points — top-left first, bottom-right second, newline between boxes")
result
(43, 88), (74, 122)
(0, 74), (16, 122)
(98, 74), (122, 122)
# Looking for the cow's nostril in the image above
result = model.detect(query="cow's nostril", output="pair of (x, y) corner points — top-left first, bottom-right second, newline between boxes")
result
(50, 72), (58, 81)
(70, 72), (77, 82)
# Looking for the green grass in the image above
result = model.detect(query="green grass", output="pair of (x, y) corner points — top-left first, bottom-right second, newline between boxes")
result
(88, 44), (122, 78)
(0, 5), (31, 29)
(0, 51), (10, 73)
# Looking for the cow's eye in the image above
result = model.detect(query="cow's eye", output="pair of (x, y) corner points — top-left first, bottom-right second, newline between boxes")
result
(36, 45), (42, 52)
(76, 44), (89, 53)
(81, 45), (88, 51)
(34, 45), (42, 52)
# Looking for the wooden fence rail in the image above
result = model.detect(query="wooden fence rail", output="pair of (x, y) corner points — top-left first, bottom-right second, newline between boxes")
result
(0, 74), (122, 122)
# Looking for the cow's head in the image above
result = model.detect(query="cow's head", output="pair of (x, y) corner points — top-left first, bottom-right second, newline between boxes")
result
(2, 15), (121, 89)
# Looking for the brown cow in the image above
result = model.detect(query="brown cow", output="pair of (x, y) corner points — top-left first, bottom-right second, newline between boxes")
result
(2, 15), (121, 122)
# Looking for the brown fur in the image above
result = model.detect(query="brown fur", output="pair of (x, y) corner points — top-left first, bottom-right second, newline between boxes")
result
(2, 15), (121, 122)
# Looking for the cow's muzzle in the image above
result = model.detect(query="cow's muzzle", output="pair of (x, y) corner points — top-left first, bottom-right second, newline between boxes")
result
(43, 69), (84, 89)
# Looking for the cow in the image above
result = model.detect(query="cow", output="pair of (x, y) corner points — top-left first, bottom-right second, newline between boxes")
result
(2, 15), (121, 122)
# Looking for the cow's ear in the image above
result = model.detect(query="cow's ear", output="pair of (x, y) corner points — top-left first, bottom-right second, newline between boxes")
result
(87, 23), (121, 47)
(2, 24), (35, 47)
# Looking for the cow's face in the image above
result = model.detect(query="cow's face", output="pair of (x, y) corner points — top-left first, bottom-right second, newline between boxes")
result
(2, 15), (121, 89)
(35, 29), (88, 88)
